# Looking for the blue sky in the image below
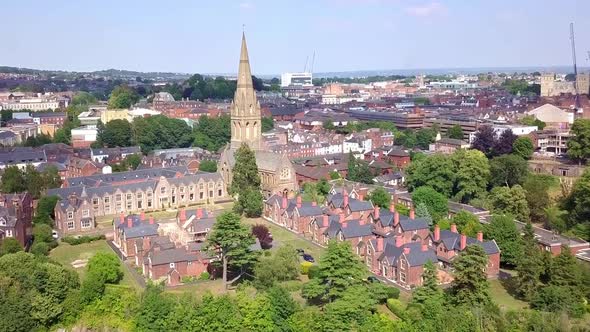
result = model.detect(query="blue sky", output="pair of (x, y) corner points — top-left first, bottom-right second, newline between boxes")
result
(1, 0), (589, 74)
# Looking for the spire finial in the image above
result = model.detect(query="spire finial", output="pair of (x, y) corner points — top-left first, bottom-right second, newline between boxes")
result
(242, 24), (245, 33)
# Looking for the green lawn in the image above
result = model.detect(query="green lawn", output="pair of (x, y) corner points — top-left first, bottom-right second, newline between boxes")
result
(49, 240), (141, 290)
(165, 279), (225, 297)
(244, 217), (326, 260)
(489, 279), (528, 310)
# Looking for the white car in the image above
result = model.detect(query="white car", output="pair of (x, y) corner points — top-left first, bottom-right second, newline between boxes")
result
(52, 230), (59, 239)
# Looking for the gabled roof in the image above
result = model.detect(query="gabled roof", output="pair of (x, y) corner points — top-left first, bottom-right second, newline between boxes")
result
(398, 215), (430, 231)
(347, 198), (373, 212)
(437, 230), (500, 255)
(296, 203), (324, 217)
(340, 220), (373, 239)
(150, 248), (200, 265)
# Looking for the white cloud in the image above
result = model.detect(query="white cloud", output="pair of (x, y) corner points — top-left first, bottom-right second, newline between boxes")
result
(239, 2), (253, 9)
(405, 2), (448, 17)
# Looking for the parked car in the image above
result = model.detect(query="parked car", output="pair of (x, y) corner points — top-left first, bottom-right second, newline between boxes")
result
(296, 248), (305, 255)
(302, 253), (315, 263)
(51, 230), (59, 239)
(366, 276), (381, 283)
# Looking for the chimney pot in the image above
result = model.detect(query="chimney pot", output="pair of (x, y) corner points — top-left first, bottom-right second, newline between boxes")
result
(339, 213), (345, 223)
(395, 236), (403, 248)
(421, 244), (428, 252)
(312, 201), (317, 206)
(140, 211), (145, 221)
(403, 247), (411, 255)
(389, 202), (395, 213)
(394, 211), (400, 226)
(197, 208), (203, 219)
(460, 233), (467, 250)
(127, 217), (133, 228)
(323, 214), (329, 227)
(477, 231), (483, 242)
(120, 212), (125, 225)
(149, 216), (154, 224)
(282, 196), (288, 209)
(180, 209), (187, 221)
(450, 223), (457, 233)
(296, 195), (302, 208)
(342, 222), (348, 228)
(409, 207), (415, 220)
(377, 237), (384, 252)
(374, 206), (379, 220)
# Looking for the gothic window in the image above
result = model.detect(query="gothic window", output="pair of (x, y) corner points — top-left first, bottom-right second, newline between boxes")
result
(81, 218), (91, 228)
(245, 122), (250, 139)
(280, 168), (290, 179)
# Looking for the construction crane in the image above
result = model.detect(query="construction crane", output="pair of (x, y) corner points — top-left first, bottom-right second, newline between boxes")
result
(570, 22), (581, 111)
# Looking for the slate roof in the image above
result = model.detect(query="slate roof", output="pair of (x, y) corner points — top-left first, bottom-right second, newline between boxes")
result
(115, 214), (159, 238)
(438, 230), (500, 255)
(323, 217), (342, 238)
(379, 239), (438, 267)
(340, 220), (373, 239)
(296, 203), (324, 217)
(398, 215), (430, 231)
(347, 198), (373, 212)
(65, 166), (189, 187)
(0, 150), (46, 166)
(150, 248), (200, 265)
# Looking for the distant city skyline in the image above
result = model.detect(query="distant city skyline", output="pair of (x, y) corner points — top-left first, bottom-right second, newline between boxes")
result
(1, 0), (589, 75)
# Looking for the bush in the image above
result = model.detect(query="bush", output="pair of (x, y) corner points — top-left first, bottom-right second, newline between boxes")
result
(62, 234), (106, 245)
(30, 241), (50, 256)
(199, 271), (210, 280)
(308, 265), (320, 279)
(300, 261), (313, 275)
(281, 279), (303, 292)
(386, 298), (406, 319)
(181, 276), (194, 283)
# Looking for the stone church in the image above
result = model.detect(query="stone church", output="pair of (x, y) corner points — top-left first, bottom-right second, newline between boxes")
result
(219, 33), (297, 198)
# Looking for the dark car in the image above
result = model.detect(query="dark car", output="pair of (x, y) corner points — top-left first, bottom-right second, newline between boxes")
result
(302, 254), (315, 263)
(367, 276), (380, 283)
(296, 248), (305, 255)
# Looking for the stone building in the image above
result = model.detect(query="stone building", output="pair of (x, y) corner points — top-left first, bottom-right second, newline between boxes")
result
(540, 73), (590, 97)
(219, 33), (297, 197)
(51, 169), (229, 235)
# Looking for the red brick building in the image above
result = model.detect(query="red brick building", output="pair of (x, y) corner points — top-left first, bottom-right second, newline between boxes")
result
(0, 193), (33, 248)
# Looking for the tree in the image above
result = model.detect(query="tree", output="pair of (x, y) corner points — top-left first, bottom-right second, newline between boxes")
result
(41, 165), (62, 189)
(0, 166), (25, 193)
(513, 136), (534, 160)
(33, 224), (54, 244)
(36, 195), (59, 220)
(415, 203), (433, 226)
(133, 115), (193, 153)
(108, 85), (139, 109)
(406, 154), (456, 197)
(489, 185), (530, 222)
(266, 286), (298, 332)
(519, 115), (546, 130)
(347, 152), (374, 184)
(261, 117), (274, 132)
(302, 240), (366, 303)
(254, 245), (300, 289)
(472, 125), (496, 157)
(411, 186), (448, 221)
(563, 168), (590, 235)
(489, 154), (529, 187)
(452, 149), (490, 203)
(515, 222), (543, 301)
(198, 160), (217, 172)
(0, 238), (22, 256)
(447, 124), (464, 139)
(97, 119), (133, 147)
(24, 165), (44, 199)
(135, 284), (175, 332)
(251, 224), (272, 250)
(567, 119), (590, 163)
(206, 212), (256, 290)
(411, 260), (442, 305)
(416, 128), (436, 149)
(523, 174), (553, 223)
(451, 210), (482, 237)
(493, 129), (517, 156)
(230, 143), (260, 195)
(192, 115), (231, 152)
(449, 244), (491, 306)
(484, 215), (522, 266)
(87, 252), (123, 284)
(367, 187), (390, 209)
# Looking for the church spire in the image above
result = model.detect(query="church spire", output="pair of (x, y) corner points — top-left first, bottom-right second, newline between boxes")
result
(237, 32), (253, 90)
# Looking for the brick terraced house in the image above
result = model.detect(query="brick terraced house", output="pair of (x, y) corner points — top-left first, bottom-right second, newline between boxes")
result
(264, 189), (500, 289)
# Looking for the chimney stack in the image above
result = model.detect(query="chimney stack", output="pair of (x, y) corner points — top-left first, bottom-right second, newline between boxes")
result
(197, 208), (203, 219)
(409, 206), (415, 220)
(342, 222), (348, 228)
(394, 211), (400, 226)
(149, 216), (154, 225)
(389, 202), (395, 213)
(343, 190), (349, 207)
(403, 247), (411, 255)
(312, 201), (317, 207)
(339, 213), (345, 223)
(393, 193), (398, 205)
(179, 209), (187, 221)
(323, 214), (329, 227)
(434, 224), (440, 242)
(450, 223), (457, 233)
(377, 237), (384, 252)
(120, 212), (125, 225)
(460, 233), (467, 250)
(477, 231), (483, 242)
(421, 244), (428, 252)
(127, 217), (133, 228)
(395, 236), (403, 248)
(374, 206), (379, 220)
(282, 196), (288, 209)
(358, 193), (364, 201)
(296, 195), (302, 208)
(140, 211), (145, 221)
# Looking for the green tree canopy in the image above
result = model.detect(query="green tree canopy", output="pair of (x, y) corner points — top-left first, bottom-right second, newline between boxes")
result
(108, 85), (140, 109)
(489, 154), (529, 187)
(406, 154), (456, 197)
(411, 186), (448, 221)
(231, 143), (263, 217)
(96, 119), (133, 148)
(567, 119), (590, 163)
(367, 187), (390, 209)
(489, 185), (530, 222)
(198, 160), (218, 173)
(451, 210), (482, 237)
(452, 149), (490, 203)
(447, 124), (464, 139)
(254, 245), (299, 289)
(192, 115), (231, 152)
(132, 115), (193, 153)
(513, 136), (534, 160)
(515, 222), (543, 301)
(449, 244), (491, 307)
(484, 214), (522, 266)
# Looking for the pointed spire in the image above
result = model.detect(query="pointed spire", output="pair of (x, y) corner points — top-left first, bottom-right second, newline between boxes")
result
(80, 186), (87, 198)
(237, 32), (253, 90)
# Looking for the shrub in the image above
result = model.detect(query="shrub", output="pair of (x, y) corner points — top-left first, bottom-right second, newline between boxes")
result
(199, 271), (210, 280)
(300, 261), (313, 275)
(281, 279), (303, 292)
(30, 241), (50, 256)
(386, 298), (406, 319)
(308, 265), (320, 279)
(181, 276), (194, 283)
(62, 234), (106, 245)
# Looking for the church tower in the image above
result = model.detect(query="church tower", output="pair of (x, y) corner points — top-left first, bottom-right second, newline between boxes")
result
(230, 33), (262, 151)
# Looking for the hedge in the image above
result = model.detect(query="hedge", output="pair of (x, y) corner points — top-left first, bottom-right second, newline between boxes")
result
(62, 234), (106, 245)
